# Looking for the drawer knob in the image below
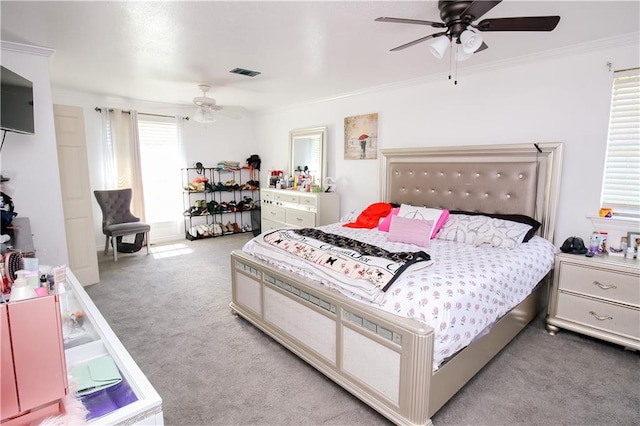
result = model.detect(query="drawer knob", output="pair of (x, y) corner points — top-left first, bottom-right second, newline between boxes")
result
(593, 281), (617, 290)
(589, 311), (613, 321)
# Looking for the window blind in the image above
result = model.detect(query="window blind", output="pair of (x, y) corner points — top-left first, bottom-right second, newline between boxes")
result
(601, 69), (640, 215)
(137, 115), (182, 223)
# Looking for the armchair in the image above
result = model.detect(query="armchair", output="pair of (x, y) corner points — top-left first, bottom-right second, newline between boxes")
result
(94, 189), (150, 262)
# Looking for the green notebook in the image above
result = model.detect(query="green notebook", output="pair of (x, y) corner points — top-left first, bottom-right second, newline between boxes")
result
(70, 355), (122, 396)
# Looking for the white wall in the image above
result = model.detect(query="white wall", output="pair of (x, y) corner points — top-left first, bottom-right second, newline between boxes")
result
(253, 35), (640, 244)
(0, 41), (69, 266)
(49, 90), (256, 246)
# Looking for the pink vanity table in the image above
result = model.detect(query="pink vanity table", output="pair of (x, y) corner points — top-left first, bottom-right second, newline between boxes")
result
(1, 270), (163, 425)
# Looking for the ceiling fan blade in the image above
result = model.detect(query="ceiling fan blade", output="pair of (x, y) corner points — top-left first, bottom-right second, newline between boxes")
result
(215, 106), (247, 120)
(476, 16), (561, 32)
(475, 41), (488, 53)
(390, 32), (448, 52)
(375, 17), (445, 28)
(461, 1), (502, 20)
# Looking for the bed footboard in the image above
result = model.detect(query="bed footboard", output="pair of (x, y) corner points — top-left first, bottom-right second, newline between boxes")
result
(230, 250), (436, 426)
(230, 249), (549, 425)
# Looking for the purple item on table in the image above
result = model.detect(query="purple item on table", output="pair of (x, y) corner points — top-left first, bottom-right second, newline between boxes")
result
(80, 378), (138, 420)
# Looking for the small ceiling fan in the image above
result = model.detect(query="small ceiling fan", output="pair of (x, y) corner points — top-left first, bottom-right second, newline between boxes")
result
(190, 84), (244, 122)
(376, 0), (560, 60)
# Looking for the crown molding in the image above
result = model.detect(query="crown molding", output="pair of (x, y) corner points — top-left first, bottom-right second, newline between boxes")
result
(1, 40), (55, 57)
(258, 32), (640, 115)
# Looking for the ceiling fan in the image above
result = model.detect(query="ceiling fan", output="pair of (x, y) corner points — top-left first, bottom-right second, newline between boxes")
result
(376, 0), (560, 60)
(190, 84), (244, 123)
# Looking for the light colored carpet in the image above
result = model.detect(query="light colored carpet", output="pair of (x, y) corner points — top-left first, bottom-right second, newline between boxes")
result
(86, 235), (640, 425)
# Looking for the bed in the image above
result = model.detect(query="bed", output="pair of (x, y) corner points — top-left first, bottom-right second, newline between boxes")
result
(229, 142), (563, 426)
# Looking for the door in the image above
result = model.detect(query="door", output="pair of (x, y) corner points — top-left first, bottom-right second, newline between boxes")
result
(54, 105), (99, 285)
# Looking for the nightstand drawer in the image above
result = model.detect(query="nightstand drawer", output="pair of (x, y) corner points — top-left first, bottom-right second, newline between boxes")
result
(262, 204), (285, 223)
(556, 293), (640, 340)
(285, 208), (315, 228)
(559, 263), (639, 307)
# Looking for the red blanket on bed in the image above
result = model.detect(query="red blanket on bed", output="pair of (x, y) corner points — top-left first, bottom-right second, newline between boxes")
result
(343, 202), (393, 229)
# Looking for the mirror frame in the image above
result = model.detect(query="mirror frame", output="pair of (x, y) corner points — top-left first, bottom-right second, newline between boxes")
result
(289, 126), (327, 186)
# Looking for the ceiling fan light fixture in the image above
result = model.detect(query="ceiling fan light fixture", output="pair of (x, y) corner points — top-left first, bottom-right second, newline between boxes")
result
(456, 44), (473, 61)
(193, 107), (216, 123)
(428, 36), (450, 59)
(460, 29), (482, 54)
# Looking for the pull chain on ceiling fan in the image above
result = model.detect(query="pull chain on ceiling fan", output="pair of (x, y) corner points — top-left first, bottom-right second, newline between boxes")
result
(375, 0), (561, 83)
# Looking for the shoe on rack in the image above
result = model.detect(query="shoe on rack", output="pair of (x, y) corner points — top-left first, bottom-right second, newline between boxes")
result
(199, 224), (207, 237)
(213, 223), (223, 235)
(207, 200), (219, 213)
(231, 222), (242, 233)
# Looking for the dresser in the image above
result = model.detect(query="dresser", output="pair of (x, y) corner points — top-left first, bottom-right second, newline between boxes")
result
(260, 188), (340, 231)
(546, 253), (639, 350)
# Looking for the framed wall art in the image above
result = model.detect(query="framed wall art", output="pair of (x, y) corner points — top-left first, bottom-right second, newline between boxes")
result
(344, 113), (378, 160)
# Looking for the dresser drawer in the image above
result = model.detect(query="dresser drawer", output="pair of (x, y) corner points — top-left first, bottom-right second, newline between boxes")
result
(262, 204), (285, 223)
(261, 190), (275, 201)
(298, 195), (317, 209)
(559, 263), (639, 307)
(261, 218), (282, 232)
(285, 208), (315, 228)
(556, 293), (640, 341)
(275, 192), (299, 204)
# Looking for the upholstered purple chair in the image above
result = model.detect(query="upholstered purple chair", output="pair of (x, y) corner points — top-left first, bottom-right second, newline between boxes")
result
(94, 189), (150, 261)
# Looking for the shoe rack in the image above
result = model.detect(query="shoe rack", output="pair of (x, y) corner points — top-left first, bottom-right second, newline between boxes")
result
(181, 166), (260, 240)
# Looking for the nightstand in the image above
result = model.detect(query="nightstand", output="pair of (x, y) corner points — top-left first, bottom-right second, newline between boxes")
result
(546, 253), (639, 350)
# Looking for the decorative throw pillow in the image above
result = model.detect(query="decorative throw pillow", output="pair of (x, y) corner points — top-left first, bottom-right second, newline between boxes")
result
(448, 210), (541, 242)
(437, 214), (532, 248)
(378, 207), (400, 232)
(387, 216), (433, 247)
(397, 204), (449, 239)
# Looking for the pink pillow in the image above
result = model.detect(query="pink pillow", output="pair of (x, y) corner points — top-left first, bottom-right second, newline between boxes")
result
(387, 216), (433, 247)
(432, 210), (449, 238)
(378, 207), (400, 232)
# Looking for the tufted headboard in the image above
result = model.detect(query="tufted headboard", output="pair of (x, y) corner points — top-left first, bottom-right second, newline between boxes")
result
(379, 143), (563, 243)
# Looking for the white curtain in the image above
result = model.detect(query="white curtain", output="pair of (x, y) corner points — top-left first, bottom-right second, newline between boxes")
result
(101, 108), (147, 221)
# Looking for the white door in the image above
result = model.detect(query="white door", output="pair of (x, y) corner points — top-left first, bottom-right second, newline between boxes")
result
(54, 105), (100, 286)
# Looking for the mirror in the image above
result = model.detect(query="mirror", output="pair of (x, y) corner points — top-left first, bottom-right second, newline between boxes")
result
(290, 126), (327, 187)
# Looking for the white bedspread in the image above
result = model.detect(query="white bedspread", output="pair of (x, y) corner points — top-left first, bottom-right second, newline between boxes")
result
(243, 222), (556, 368)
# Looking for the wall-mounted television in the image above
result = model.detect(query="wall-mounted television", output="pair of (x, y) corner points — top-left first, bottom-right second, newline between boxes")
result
(1, 66), (35, 135)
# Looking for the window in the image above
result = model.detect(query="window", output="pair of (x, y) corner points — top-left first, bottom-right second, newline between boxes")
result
(601, 69), (640, 216)
(137, 115), (183, 224)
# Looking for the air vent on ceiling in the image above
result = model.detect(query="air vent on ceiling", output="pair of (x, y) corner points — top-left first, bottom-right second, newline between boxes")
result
(230, 67), (261, 77)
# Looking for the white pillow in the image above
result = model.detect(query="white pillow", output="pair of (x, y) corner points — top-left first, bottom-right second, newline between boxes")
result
(437, 214), (532, 248)
(340, 208), (361, 223)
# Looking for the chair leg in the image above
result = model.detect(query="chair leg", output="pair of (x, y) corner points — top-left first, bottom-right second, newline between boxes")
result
(104, 236), (110, 256)
(145, 232), (150, 255)
(113, 242), (118, 262)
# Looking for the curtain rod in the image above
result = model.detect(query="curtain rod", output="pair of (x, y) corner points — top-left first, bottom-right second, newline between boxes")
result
(614, 66), (640, 73)
(94, 107), (189, 120)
